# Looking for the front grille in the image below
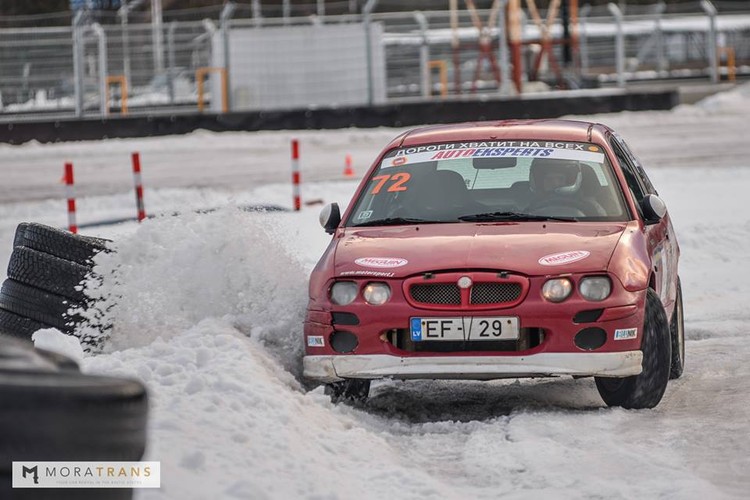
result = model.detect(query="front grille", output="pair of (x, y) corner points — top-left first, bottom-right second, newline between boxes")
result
(470, 282), (522, 305)
(409, 281), (523, 306)
(410, 284), (461, 305)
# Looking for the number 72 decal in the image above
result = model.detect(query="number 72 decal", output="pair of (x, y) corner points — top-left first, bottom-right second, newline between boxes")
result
(370, 173), (411, 194)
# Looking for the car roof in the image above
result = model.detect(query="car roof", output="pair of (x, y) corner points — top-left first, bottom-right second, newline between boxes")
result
(395, 119), (609, 148)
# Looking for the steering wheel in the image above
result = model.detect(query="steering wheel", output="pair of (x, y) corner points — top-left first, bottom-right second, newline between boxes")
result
(526, 196), (603, 218)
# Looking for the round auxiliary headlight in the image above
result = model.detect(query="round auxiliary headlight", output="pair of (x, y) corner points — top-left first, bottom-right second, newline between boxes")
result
(330, 281), (358, 305)
(542, 278), (573, 303)
(363, 282), (391, 306)
(579, 277), (612, 301)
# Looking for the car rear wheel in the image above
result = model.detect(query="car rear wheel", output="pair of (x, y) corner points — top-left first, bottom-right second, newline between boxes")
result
(324, 379), (370, 403)
(669, 278), (685, 379)
(595, 288), (671, 409)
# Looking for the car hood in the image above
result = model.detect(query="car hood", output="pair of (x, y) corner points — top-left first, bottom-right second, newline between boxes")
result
(334, 222), (630, 278)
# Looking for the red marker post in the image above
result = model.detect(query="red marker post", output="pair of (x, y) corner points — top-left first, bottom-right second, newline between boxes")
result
(131, 152), (146, 222)
(343, 154), (355, 177)
(291, 139), (301, 211)
(64, 162), (77, 234)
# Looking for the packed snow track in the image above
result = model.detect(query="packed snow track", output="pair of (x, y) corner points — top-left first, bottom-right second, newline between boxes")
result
(1, 84), (749, 499)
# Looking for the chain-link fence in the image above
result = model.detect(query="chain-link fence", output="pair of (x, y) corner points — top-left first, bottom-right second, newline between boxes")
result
(0, 2), (748, 120)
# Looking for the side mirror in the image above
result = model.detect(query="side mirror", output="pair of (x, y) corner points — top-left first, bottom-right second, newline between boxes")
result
(641, 194), (667, 224)
(319, 203), (341, 234)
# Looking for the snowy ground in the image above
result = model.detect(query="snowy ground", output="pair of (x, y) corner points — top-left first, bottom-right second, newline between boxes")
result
(2, 83), (750, 499)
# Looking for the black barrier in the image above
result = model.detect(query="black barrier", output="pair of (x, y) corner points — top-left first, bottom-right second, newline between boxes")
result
(0, 89), (678, 145)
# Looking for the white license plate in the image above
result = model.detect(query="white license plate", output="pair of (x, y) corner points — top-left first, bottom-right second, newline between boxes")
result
(410, 317), (519, 342)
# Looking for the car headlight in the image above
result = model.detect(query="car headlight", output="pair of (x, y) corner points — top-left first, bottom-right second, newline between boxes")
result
(542, 278), (573, 303)
(330, 281), (358, 305)
(363, 282), (391, 305)
(579, 276), (611, 301)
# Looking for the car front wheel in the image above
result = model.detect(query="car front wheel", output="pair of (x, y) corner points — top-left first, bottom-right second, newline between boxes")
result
(595, 288), (671, 409)
(324, 379), (370, 404)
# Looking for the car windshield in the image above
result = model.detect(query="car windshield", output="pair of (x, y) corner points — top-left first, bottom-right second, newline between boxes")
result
(347, 140), (630, 226)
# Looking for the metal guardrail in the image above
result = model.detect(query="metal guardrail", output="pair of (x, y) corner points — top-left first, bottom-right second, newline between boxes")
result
(0, 4), (748, 120)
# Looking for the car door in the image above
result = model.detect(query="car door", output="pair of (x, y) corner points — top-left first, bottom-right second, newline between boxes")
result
(609, 134), (678, 310)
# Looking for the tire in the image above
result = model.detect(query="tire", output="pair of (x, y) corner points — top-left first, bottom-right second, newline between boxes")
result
(595, 288), (672, 409)
(669, 278), (685, 379)
(0, 335), (62, 372)
(0, 280), (82, 334)
(0, 307), (47, 342)
(7, 246), (92, 302)
(34, 348), (80, 372)
(14, 223), (109, 266)
(0, 371), (148, 470)
(0, 336), (79, 373)
(13, 222), (29, 249)
(325, 379), (371, 403)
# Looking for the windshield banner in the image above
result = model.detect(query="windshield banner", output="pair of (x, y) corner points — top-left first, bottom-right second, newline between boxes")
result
(381, 141), (605, 168)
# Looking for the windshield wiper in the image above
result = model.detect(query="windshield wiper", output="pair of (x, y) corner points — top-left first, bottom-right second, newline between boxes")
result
(458, 211), (578, 222)
(352, 217), (444, 227)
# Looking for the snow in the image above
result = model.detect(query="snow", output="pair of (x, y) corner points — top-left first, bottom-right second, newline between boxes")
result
(1, 82), (750, 498)
(31, 328), (85, 364)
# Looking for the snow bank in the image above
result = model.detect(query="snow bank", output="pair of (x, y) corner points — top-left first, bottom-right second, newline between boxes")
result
(74, 200), (464, 498)
(84, 320), (452, 500)
(31, 328), (85, 363)
(78, 206), (310, 376)
(693, 81), (750, 114)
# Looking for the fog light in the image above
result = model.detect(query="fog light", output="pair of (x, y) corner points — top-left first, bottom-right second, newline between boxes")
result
(330, 331), (359, 353)
(575, 327), (607, 350)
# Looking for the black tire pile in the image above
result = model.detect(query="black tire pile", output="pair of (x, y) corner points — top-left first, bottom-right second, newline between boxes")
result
(0, 222), (108, 347)
(0, 223), (148, 500)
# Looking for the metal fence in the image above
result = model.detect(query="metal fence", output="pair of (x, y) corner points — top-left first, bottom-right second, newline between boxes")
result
(0, 1), (748, 120)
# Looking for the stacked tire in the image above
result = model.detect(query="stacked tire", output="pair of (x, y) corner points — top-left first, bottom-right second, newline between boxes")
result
(0, 224), (148, 499)
(0, 223), (108, 346)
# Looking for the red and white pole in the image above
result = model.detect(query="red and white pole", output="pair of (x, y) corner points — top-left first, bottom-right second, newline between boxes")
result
(64, 162), (77, 234)
(131, 152), (146, 222)
(291, 139), (301, 211)
(344, 154), (355, 177)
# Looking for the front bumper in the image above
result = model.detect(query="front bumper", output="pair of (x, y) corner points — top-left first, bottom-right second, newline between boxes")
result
(303, 350), (643, 383)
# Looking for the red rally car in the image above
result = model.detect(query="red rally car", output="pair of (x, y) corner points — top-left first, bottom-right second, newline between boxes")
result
(304, 119), (684, 409)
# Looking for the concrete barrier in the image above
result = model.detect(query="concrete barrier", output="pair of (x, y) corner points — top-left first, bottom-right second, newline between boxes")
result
(0, 89), (678, 145)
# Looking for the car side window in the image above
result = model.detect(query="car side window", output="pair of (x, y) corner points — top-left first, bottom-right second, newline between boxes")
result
(610, 137), (647, 212)
(635, 166), (657, 195)
(616, 135), (658, 196)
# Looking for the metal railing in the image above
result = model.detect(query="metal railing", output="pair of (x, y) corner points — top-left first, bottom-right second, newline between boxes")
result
(0, 2), (748, 120)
